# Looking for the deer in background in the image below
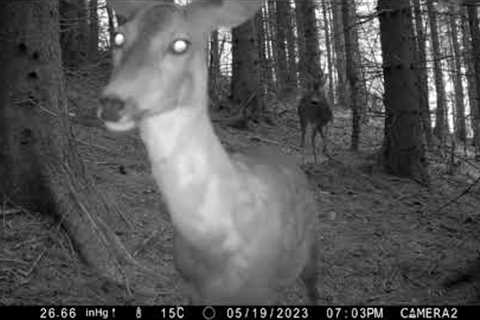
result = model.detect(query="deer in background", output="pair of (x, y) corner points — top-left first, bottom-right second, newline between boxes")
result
(298, 76), (333, 163)
(98, 0), (320, 304)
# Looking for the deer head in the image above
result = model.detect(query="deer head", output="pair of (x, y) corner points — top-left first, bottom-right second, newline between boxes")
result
(98, 0), (262, 131)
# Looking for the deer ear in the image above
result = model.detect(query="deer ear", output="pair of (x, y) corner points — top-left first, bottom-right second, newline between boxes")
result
(187, 0), (262, 30)
(109, 0), (155, 20)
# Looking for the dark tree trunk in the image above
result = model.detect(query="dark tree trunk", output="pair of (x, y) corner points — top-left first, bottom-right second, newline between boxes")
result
(448, 8), (466, 143)
(426, 0), (447, 143)
(413, 0), (433, 149)
(0, 0), (156, 289)
(295, 0), (322, 89)
(467, 5), (480, 156)
(322, 0), (335, 105)
(274, 0), (289, 92)
(342, 0), (362, 150)
(331, 1), (348, 107)
(462, 8), (480, 152)
(209, 30), (220, 102)
(89, 0), (99, 61)
(59, 0), (89, 67)
(231, 17), (261, 127)
(378, 0), (429, 184)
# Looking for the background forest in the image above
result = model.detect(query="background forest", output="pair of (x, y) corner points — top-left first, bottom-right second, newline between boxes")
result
(1, 0), (480, 305)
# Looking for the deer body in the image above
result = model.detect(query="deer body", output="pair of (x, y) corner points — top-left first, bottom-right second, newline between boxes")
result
(298, 83), (333, 162)
(99, 0), (319, 304)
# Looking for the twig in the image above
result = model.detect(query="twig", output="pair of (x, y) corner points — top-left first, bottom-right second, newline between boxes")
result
(20, 247), (47, 279)
(132, 230), (160, 258)
(0, 208), (23, 217)
(0, 258), (29, 266)
(75, 138), (114, 153)
(429, 175), (480, 215)
(14, 236), (49, 250)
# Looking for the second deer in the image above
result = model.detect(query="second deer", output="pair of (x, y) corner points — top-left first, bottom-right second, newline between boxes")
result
(298, 78), (333, 162)
(98, 0), (320, 305)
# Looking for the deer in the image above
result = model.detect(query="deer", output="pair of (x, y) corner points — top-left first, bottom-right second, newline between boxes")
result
(98, 0), (320, 305)
(298, 76), (333, 163)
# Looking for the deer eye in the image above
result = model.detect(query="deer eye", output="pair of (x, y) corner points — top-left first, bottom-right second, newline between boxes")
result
(170, 39), (190, 55)
(113, 32), (126, 48)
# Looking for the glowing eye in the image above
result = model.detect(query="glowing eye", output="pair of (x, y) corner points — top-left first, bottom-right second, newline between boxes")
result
(113, 32), (125, 47)
(171, 39), (190, 54)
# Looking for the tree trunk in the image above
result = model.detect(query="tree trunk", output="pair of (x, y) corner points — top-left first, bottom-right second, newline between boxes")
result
(255, 9), (268, 110)
(462, 8), (480, 151)
(413, 0), (433, 149)
(0, 0), (158, 289)
(378, 0), (429, 184)
(321, 0), (335, 105)
(106, 2), (116, 45)
(209, 30), (220, 101)
(60, 0), (89, 67)
(295, 0), (322, 89)
(331, 1), (348, 107)
(285, 0), (298, 90)
(467, 5), (480, 156)
(448, 7), (466, 143)
(88, 0), (99, 61)
(342, 0), (362, 151)
(348, 0), (369, 119)
(274, 0), (290, 93)
(426, 0), (447, 143)
(231, 17), (261, 127)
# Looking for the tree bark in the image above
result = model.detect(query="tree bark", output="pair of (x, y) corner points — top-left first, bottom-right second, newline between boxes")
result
(294, 0), (322, 89)
(467, 5), (480, 156)
(209, 30), (220, 101)
(59, 0), (89, 67)
(462, 8), (480, 151)
(273, 0), (290, 92)
(285, 0), (298, 90)
(321, 0), (335, 105)
(342, 0), (362, 151)
(331, 1), (348, 107)
(448, 7), (466, 143)
(378, 0), (429, 184)
(231, 17), (261, 127)
(0, 0), (160, 290)
(89, 0), (99, 61)
(413, 0), (433, 148)
(426, 0), (448, 143)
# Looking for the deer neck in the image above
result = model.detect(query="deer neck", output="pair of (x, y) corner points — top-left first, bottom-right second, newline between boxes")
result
(139, 93), (238, 243)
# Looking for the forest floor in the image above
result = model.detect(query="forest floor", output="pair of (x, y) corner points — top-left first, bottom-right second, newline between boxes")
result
(1, 66), (480, 305)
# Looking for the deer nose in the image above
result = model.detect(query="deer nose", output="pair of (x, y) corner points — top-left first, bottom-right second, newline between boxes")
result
(98, 95), (125, 122)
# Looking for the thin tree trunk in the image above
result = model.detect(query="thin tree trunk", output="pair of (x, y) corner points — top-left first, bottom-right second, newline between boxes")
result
(231, 17), (261, 127)
(209, 30), (220, 103)
(89, 0), (99, 61)
(462, 9), (480, 151)
(448, 7), (466, 143)
(348, 0), (368, 120)
(285, 0), (298, 90)
(255, 9), (268, 110)
(106, 2), (116, 43)
(294, 0), (307, 89)
(331, 1), (348, 107)
(413, 0), (433, 148)
(322, 0), (334, 104)
(295, 0), (322, 89)
(274, 0), (290, 92)
(468, 5), (480, 157)
(342, 0), (362, 151)
(60, 0), (89, 67)
(426, 0), (447, 144)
